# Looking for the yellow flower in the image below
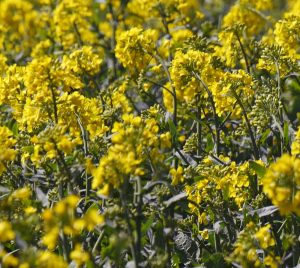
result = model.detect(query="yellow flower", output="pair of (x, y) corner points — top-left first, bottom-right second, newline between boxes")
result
(274, 15), (300, 58)
(70, 244), (90, 266)
(72, 219), (85, 233)
(198, 212), (208, 225)
(160, 132), (172, 149)
(37, 251), (68, 268)
(178, 135), (185, 143)
(53, 0), (96, 49)
(44, 142), (57, 159)
(98, 183), (110, 196)
(262, 154), (300, 215)
(42, 209), (53, 221)
(83, 209), (104, 231)
(169, 49), (214, 104)
(254, 224), (275, 249)
(0, 221), (15, 242)
(210, 70), (253, 116)
(199, 229), (209, 240)
(264, 255), (281, 268)
(10, 187), (31, 201)
(92, 115), (160, 192)
(222, 0), (270, 36)
(229, 222), (279, 267)
(62, 46), (103, 76)
(24, 206), (37, 215)
(19, 263), (30, 268)
(42, 227), (59, 250)
(170, 166), (184, 186)
(0, 126), (17, 174)
(66, 195), (80, 207)
(57, 136), (74, 155)
(115, 27), (158, 72)
(2, 254), (19, 267)
(54, 202), (67, 215)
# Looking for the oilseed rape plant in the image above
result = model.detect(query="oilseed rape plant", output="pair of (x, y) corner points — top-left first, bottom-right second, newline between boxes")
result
(1, 0), (300, 267)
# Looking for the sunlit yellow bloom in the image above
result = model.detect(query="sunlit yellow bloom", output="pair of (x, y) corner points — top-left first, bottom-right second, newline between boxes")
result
(42, 227), (59, 250)
(263, 154), (300, 215)
(254, 224), (275, 249)
(37, 251), (68, 268)
(0, 221), (15, 242)
(115, 27), (158, 72)
(70, 244), (90, 266)
(10, 187), (31, 201)
(0, 126), (17, 175)
(170, 166), (184, 186)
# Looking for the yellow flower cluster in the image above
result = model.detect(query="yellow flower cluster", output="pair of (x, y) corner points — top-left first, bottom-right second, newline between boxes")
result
(0, 251), (68, 268)
(42, 195), (104, 250)
(274, 15), (300, 58)
(210, 70), (253, 116)
(186, 156), (253, 213)
(62, 46), (103, 76)
(223, 0), (272, 35)
(111, 81), (133, 114)
(0, 126), (17, 175)
(57, 92), (107, 139)
(92, 114), (162, 195)
(229, 222), (279, 268)
(126, 0), (203, 26)
(168, 49), (254, 116)
(0, 0), (43, 55)
(53, 0), (96, 48)
(70, 244), (90, 266)
(170, 165), (184, 186)
(35, 252), (68, 268)
(0, 0), (300, 267)
(30, 125), (82, 163)
(169, 49), (215, 104)
(115, 27), (158, 72)
(0, 221), (15, 242)
(263, 154), (300, 215)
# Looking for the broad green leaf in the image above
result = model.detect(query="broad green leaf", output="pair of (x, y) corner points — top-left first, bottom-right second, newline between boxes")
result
(249, 161), (266, 178)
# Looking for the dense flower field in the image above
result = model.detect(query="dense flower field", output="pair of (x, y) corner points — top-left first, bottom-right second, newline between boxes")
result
(0, 0), (300, 267)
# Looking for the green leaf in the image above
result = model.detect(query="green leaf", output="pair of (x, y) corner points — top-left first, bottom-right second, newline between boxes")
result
(86, 260), (95, 268)
(260, 129), (270, 144)
(168, 119), (178, 144)
(22, 146), (34, 154)
(11, 121), (19, 136)
(171, 254), (181, 268)
(284, 122), (289, 146)
(141, 216), (154, 235)
(249, 161), (266, 178)
(205, 133), (214, 152)
(288, 78), (300, 93)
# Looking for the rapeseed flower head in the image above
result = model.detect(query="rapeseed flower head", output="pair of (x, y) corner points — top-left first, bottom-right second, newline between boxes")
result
(263, 154), (300, 215)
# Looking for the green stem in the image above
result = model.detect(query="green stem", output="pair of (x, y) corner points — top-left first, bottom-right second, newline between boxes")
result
(75, 112), (90, 204)
(92, 230), (104, 254)
(235, 30), (250, 74)
(275, 61), (283, 123)
(151, 52), (177, 126)
(196, 94), (202, 157)
(134, 176), (142, 266)
(73, 22), (84, 46)
(121, 180), (138, 267)
(108, 3), (117, 78)
(50, 87), (58, 124)
(231, 88), (260, 160)
(193, 72), (220, 155)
